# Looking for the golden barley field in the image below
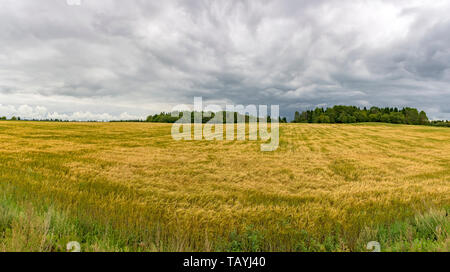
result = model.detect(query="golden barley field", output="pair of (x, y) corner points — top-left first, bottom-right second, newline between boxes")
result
(0, 121), (449, 252)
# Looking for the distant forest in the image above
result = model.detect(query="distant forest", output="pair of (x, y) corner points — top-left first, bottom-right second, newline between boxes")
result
(2, 106), (449, 127)
(145, 106), (450, 127)
(295, 106), (425, 124)
(293, 106), (449, 127)
(145, 111), (287, 124)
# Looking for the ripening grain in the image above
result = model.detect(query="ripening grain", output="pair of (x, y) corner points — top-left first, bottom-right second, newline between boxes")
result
(0, 122), (449, 251)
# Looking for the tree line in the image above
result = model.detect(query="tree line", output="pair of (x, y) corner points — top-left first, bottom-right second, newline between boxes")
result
(2, 106), (449, 127)
(146, 111), (288, 124)
(145, 106), (449, 127)
(293, 106), (430, 125)
(293, 106), (450, 127)
(0, 116), (20, 121)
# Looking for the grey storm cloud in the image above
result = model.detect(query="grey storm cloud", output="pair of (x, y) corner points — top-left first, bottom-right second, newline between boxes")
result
(0, 0), (449, 120)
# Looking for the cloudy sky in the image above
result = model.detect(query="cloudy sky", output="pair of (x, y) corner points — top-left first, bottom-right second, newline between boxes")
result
(1, 0), (449, 120)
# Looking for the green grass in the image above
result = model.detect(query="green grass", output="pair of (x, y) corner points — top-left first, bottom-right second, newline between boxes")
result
(1, 183), (447, 252)
(357, 208), (449, 252)
(0, 182), (123, 252)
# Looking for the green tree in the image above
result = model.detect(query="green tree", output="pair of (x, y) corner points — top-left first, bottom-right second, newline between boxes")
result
(404, 108), (419, 125)
(419, 111), (429, 125)
(355, 111), (368, 122)
(369, 113), (381, 122)
(389, 112), (405, 124)
(370, 107), (380, 115)
(337, 113), (349, 123)
(348, 115), (357, 123)
(381, 113), (391, 123)
(325, 108), (337, 123)
(294, 111), (301, 123)
(300, 111), (309, 123)
(318, 114), (331, 123)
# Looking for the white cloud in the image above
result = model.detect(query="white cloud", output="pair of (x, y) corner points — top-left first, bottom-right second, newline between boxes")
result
(0, 104), (143, 121)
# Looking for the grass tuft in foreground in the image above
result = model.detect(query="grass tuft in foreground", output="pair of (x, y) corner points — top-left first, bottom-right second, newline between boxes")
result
(1, 185), (448, 252)
(357, 208), (449, 252)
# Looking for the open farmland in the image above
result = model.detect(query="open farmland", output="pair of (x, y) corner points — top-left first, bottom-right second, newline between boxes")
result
(0, 122), (449, 252)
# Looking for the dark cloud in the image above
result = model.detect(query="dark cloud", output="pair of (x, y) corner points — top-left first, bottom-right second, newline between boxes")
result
(0, 0), (449, 120)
